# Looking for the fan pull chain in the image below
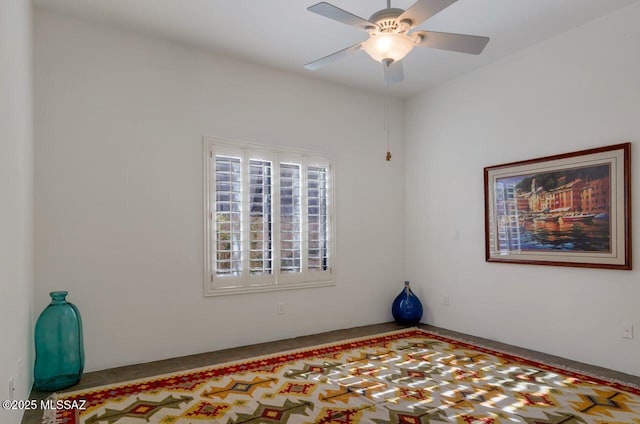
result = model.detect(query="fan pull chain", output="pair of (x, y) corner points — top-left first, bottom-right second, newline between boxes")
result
(385, 89), (391, 161)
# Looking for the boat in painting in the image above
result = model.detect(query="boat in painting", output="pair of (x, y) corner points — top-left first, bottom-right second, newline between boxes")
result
(532, 214), (558, 222)
(560, 213), (596, 222)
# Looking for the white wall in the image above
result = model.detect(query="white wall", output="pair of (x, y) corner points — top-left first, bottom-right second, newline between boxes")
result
(405, 2), (640, 375)
(34, 9), (405, 372)
(1, 1), (34, 423)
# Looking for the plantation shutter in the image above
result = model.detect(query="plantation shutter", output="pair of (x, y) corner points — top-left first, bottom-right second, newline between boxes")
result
(249, 159), (273, 277)
(205, 140), (333, 295)
(305, 159), (332, 282)
(307, 164), (330, 273)
(212, 148), (243, 288)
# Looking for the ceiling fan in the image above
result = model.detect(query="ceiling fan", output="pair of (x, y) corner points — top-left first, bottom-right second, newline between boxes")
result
(304, 0), (490, 86)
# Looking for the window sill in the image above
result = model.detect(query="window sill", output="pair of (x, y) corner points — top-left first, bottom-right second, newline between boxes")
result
(204, 280), (335, 297)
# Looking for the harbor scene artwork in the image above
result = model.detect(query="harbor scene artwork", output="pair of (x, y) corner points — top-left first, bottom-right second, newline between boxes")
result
(484, 143), (630, 269)
(496, 164), (611, 253)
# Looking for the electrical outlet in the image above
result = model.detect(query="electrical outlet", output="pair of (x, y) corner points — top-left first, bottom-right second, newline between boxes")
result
(444, 296), (450, 306)
(622, 323), (633, 339)
(277, 302), (285, 315)
(8, 377), (15, 401)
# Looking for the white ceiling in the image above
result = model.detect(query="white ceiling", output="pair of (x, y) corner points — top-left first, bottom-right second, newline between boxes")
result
(34, 0), (638, 98)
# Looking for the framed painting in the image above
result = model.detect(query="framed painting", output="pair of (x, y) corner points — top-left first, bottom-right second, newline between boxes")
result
(484, 143), (631, 269)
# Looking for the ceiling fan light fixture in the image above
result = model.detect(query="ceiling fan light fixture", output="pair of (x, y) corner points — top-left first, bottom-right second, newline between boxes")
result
(363, 32), (415, 63)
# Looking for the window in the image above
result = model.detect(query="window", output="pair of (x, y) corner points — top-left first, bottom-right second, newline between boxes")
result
(204, 139), (334, 295)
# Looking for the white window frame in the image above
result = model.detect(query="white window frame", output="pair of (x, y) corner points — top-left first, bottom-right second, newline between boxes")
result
(203, 137), (335, 296)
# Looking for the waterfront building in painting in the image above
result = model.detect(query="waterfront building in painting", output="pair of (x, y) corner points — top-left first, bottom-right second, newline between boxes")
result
(546, 179), (584, 212)
(527, 182), (546, 212)
(581, 176), (610, 212)
(522, 176), (609, 214)
(517, 193), (530, 212)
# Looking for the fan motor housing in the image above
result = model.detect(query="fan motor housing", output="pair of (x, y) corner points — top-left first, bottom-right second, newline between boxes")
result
(369, 8), (404, 32)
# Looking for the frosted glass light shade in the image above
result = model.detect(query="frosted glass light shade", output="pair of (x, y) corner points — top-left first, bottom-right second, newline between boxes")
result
(363, 33), (415, 63)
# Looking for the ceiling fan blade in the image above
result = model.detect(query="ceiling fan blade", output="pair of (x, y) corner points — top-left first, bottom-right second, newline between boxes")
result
(308, 2), (377, 31)
(304, 42), (364, 71)
(397, 0), (457, 27)
(383, 60), (404, 86)
(414, 30), (489, 54)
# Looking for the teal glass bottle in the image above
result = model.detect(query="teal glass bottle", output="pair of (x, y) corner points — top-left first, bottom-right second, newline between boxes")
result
(392, 281), (423, 325)
(34, 291), (84, 391)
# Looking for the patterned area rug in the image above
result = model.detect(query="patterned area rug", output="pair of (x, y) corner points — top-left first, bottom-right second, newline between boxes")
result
(48, 328), (640, 424)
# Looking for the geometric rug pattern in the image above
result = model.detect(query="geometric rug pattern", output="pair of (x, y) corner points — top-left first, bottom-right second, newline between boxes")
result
(49, 328), (640, 424)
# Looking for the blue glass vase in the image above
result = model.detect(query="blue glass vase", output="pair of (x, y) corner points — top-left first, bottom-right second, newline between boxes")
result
(392, 281), (423, 325)
(34, 291), (84, 391)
